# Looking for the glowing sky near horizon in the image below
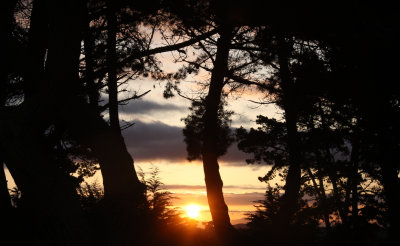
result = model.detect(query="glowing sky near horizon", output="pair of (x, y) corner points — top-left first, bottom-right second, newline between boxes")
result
(115, 75), (281, 223)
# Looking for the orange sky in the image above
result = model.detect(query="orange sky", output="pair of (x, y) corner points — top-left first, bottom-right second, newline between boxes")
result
(136, 161), (270, 224)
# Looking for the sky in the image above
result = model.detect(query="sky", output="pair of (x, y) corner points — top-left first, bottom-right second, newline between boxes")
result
(113, 73), (282, 224)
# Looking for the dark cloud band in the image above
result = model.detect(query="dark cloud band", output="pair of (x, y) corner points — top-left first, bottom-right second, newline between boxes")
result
(123, 119), (254, 165)
(120, 99), (186, 114)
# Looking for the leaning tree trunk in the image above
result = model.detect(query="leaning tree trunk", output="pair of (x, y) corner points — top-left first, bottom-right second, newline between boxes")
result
(202, 25), (235, 243)
(273, 35), (302, 227)
(64, 103), (145, 245)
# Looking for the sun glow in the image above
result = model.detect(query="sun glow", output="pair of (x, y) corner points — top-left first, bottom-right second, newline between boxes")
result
(185, 204), (200, 218)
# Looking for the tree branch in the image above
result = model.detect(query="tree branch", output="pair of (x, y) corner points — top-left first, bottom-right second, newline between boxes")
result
(87, 28), (220, 80)
(99, 89), (151, 111)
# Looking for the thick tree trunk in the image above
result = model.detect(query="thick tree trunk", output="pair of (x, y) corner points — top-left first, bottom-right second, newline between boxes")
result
(44, 1), (145, 244)
(42, 0), (145, 244)
(43, 0), (144, 202)
(202, 25), (235, 243)
(63, 102), (145, 245)
(0, 1), (89, 244)
(1, 106), (89, 245)
(64, 102), (144, 200)
(274, 35), (302, 226)
(50, 1), (144, 244)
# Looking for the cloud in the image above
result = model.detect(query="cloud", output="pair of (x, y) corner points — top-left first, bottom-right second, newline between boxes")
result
(120, 99), (186, 114)
(223, 192), (264, 206)
(123, 119), (254, 165)
(124, 120), (186, 162)
(231, 114), (252, 127)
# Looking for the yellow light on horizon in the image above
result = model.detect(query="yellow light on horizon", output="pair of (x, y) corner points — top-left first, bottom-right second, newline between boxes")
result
(185, 204), (200, 218)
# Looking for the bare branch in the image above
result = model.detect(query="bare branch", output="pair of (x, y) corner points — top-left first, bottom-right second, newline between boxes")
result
(228, 74), (269, 90)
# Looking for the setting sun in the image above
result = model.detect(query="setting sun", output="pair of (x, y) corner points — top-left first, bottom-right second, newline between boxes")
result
(185, 204), (200, 218)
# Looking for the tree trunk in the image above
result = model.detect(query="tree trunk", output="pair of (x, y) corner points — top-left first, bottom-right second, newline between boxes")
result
(1, 107), (89, 245)
(65, 102), (144, 200)
(0, 1), (90, 244)
(326, 163), (348, 225)
(44, 1), (145, 243)
(316, 167), (331, 229)
(106, 0), (120, 132)
(306, 167), (330, 228)
(24, 0), (49, 99)
(83, 3), (99, 111)
(43, 0), (144, 202)
(202, 25), (235, 243)
(349, 137), (359, 227)
(274, 35), (302, 226)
